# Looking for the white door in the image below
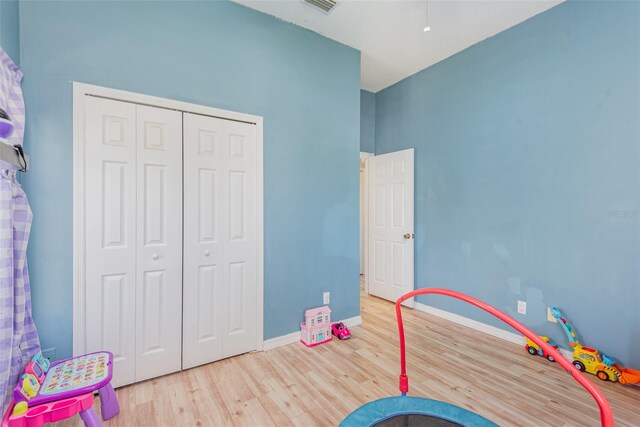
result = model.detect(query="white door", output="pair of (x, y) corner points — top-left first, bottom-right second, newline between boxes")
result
(85, 97), (137, 387)
(134, 105), (183, 382)
(84, 98), (183, 386)
(367, 149), (415, 305)
(182, 113), (258, 369)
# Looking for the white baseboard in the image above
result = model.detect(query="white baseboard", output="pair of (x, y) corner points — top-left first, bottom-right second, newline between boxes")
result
(413, 302), (574, 360)
(342, 315), (363, 328)
(262, 330), (301, 351)
(559, 348), (573, 359)
(262, 315), (363, 351)
(414, 302), (524, 344)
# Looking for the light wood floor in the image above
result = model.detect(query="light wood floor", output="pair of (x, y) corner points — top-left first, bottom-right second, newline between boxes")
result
(56, 288), (639, 426)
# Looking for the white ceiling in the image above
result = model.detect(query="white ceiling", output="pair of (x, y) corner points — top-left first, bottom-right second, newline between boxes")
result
(233, 0), (563, 92)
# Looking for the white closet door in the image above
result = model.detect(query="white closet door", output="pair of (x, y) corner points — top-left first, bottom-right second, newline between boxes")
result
(134, 105), (183, 382)
(222, 119), (257, 359)
(182, 113), (257, 369)
(84, 98), (183, 387)
(182, 113), (225, 369)
(84, 97), (137, 387)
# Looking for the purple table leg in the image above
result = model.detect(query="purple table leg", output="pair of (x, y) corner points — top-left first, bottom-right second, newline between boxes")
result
(98, 382), (120, 420)
(80, 408), (102, 427)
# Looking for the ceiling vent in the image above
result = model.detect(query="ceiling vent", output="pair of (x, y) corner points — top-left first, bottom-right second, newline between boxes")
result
(303, 0), (337, 13)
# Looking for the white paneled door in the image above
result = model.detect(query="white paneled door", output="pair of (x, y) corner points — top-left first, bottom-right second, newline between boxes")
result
(84, 97), (137, 387)
(84, 98), (183, 387)
(182, 113), (258, 369)
(134, 105), (183, 382)
(367, 149), (415, 306)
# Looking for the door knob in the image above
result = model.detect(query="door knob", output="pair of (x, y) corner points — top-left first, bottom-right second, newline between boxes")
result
(403, 233), (415, 240)
(152, 253), (159, 260)
(204, 250), (210, 257)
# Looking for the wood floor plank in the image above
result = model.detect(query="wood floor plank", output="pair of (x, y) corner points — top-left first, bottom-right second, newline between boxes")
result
(51, 285), (639, 426)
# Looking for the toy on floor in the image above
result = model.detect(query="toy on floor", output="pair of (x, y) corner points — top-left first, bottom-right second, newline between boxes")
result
(1, 351), (120, 427)
(525, 336), (559, 362)
(300, 306), (332, 347)
(551, 307), (640, 385)
(331, 322), (351, 340)
(341, 288), (614, 427)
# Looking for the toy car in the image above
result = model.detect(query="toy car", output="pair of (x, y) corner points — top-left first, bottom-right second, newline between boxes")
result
(551, 306), (640, 384)
(525, 336), (559, 362)
(331, 322), (351, 340)
(572, 345), (622, 381)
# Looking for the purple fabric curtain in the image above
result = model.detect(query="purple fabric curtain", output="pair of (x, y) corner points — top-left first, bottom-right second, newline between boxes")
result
(0, 48), (24, 149)
(0, 171), (40, 413)
(0, 48), (40, 414)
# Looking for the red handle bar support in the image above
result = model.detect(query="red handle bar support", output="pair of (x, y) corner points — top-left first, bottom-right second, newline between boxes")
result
(395, 288), (615, 427)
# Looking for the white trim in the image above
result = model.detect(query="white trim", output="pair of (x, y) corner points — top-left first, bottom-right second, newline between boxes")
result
(342, 315), (363, 328)
(72, 85), (86, 356)
(414, 302), (524, 345)
(262, 331), (300, 351)
(359, 152), (373, 294)
(413, 303), (574, 360)
(72, 82), (261, 124)
(262, 315), (363, 351)
(72, 82), (265, 356)
(557, 347), (573, 360)
(255, 118), (264, 352)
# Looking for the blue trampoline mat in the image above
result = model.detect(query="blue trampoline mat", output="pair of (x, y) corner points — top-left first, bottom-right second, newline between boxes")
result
(340, 395), (497, 427)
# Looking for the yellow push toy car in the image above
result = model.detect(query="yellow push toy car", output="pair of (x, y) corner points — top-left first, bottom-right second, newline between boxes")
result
(551, 307), (640, 384)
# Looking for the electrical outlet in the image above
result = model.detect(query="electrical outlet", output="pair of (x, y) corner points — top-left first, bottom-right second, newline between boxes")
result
(42, 348), (56, 361)
(517, 300), (526, 315)
(547, 307), (558, 323)
(323, 292), (330, 305)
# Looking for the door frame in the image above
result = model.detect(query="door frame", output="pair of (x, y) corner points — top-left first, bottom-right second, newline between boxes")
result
(359, 152), (374, 294)
(72, 82), (265, 356)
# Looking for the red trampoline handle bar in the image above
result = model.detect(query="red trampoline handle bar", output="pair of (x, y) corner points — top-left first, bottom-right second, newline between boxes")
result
(395, 288), (615, 427)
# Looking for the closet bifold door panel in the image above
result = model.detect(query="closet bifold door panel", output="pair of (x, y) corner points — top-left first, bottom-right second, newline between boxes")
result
(134, 105), (183, 382)
(83, 97), (183, 387)
(182, 113), (258, 369)
(85, 97), (137, 387)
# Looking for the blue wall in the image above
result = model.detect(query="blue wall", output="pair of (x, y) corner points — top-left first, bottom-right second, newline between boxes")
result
(19, 1), (361, 358)
(0, 0), (20, 64)
(360, 90), (375, 153)
(375, 0), (640, 366)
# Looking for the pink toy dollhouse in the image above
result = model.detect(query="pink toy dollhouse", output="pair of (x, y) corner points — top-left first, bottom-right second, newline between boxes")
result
(300, 306), (332, 347)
